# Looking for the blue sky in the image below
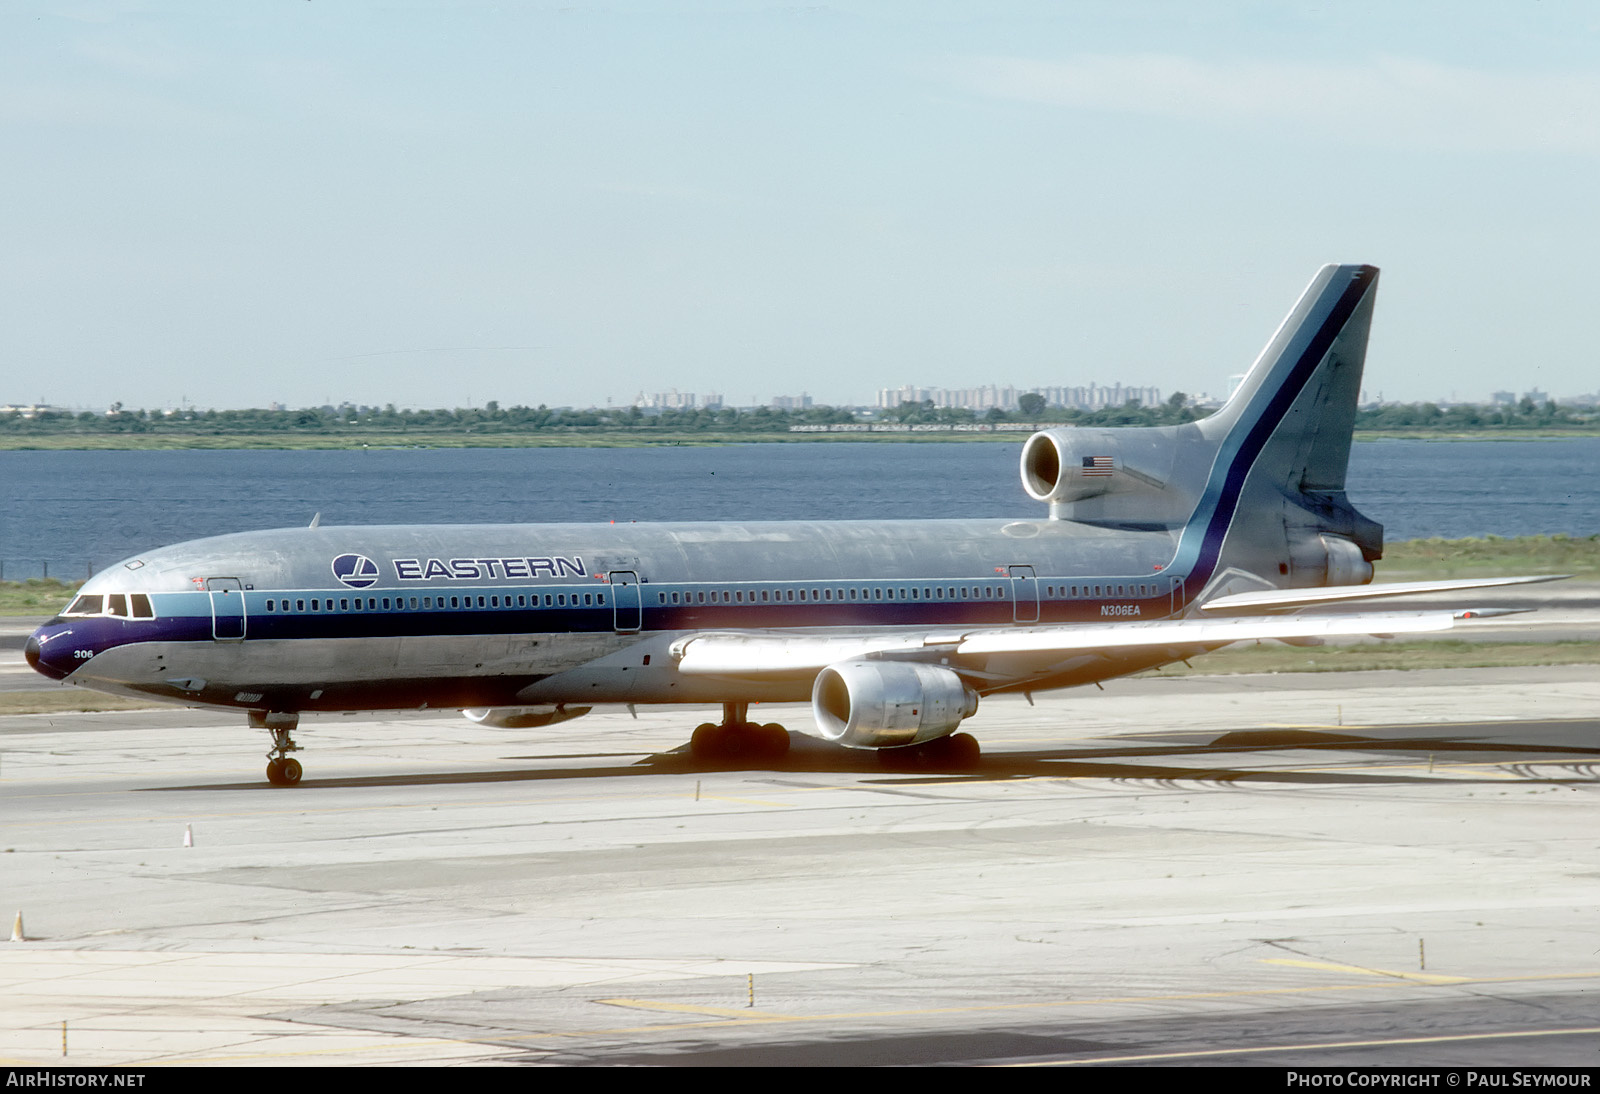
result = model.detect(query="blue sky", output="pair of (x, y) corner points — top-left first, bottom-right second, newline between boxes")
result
(4, 1), (1598, 410)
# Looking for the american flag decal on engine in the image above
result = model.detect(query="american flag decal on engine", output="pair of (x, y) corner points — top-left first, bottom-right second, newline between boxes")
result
(1082, 456), (1114, 477)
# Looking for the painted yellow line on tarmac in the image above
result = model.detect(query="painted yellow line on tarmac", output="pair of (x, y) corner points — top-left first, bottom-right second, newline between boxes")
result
(1261, 958), (1469, 984)
(598, 998), (799, 1020)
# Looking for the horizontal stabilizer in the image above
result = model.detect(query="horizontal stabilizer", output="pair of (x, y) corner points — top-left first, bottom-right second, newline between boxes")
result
(1199, 574), (1567, 614)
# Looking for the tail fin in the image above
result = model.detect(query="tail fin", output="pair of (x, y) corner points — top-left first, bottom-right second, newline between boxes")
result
(1018, 265), (1383, 590)
(1201, 263), (1378, 499)
(1186, 263), (1384, 593)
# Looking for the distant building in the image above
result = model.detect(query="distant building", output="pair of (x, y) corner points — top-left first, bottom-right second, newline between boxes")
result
(874, 382), (1160, 413)
(771, 393), (813, 410)
(633, 389), (699, 410)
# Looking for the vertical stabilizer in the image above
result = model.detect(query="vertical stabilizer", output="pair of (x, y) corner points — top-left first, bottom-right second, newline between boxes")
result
(1174, 265), (1384, 600)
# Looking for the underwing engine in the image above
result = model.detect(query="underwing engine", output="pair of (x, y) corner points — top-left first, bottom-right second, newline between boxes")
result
(810, 661), (978, 749)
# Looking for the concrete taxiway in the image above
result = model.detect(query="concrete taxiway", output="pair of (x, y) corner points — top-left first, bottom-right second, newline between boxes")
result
(2, 664), (1599, 1066)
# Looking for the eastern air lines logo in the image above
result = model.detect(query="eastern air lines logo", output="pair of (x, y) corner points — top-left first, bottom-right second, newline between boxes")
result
(331, 553), (381, 589)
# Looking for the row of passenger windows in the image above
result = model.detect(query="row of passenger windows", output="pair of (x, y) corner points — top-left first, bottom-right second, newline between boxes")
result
(261, 582), (1164, 614)
(264, 591), (605, 613)
(64, 593), (155, 619)
(65, 581), (1164, 622)
(654, 582), (1161, 605)
(1045, 583), (1161, 598)
(657, 584), (1011, 605)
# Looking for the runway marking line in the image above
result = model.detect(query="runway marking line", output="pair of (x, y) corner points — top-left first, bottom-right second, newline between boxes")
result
(597, 998), (800, 1020)
(1010, 1024), (1600, 1066)
(1260, 958), (1469, 984)
(10, 970), (1600, 1065)
(685, 794), (793, 808)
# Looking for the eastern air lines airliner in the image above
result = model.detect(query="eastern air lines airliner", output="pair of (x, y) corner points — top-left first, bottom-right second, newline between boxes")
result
(24, 266), (1555, 785)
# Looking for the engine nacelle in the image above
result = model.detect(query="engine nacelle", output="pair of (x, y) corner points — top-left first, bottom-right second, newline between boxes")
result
(462, 705), (591, 729)
(1020, 426), (1186, 522)
(811, 661), (978, 749)
(1288, 533), (1374, 586)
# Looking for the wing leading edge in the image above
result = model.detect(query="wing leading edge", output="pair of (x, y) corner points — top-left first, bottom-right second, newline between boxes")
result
(671, 605), (1523, 679)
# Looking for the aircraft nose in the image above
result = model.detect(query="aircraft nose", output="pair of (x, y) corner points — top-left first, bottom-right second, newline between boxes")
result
(24, 630), (70, 681)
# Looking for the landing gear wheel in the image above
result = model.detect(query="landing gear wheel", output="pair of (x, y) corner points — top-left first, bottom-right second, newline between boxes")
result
(941, 732), (981, 769)
(255, 711), (303, 786)
(688, 710), (789, 765)
(877, 733), (981, 772)
(265, 757), (304, 786)
(759, 723), (791, 759)
(690, 722), (724, 759)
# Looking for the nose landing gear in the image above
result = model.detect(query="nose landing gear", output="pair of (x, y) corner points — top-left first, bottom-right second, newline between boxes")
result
(250, 711), (302, 786)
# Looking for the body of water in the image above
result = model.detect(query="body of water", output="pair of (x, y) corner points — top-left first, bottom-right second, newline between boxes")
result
(0, 439), (1594, 579)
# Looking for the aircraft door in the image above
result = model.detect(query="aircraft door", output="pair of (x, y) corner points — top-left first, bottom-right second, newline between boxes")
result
(609, 571), (641, 633)
(1008, 565), (1039, 624)
(206, 577), (246, 640)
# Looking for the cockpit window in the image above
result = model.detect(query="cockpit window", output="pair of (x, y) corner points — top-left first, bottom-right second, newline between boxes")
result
(61, 592), (156, 619)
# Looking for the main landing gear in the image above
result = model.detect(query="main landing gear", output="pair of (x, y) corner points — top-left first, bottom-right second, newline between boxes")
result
(690, 702), (790, 763)
(250, 711), (302, 787)
(877, 732), (982, 772)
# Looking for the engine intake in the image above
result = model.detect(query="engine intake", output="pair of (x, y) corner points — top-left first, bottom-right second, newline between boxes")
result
(811, 661), (978, 749)
(1020, 426), (1187, 523)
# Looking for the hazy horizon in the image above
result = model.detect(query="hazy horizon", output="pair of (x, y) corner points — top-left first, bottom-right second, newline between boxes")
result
(6, 2), (1598, 411)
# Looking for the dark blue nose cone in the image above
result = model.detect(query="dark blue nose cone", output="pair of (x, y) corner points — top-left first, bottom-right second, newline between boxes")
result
(24, 631), (70, 680)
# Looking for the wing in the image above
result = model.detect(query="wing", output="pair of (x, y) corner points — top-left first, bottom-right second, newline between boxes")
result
(671, 607), (1518, 679)
(1198, 574), (1565, 613)
(671, 574), (1560, 684)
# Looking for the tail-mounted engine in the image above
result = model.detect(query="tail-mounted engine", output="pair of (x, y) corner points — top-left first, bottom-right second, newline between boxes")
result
(1020, 426), (1195, 524)
(811, 661), (978, 749)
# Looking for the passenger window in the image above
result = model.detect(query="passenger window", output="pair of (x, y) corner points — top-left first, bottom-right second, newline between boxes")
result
(584, 593), (592, 605)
